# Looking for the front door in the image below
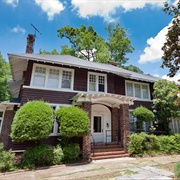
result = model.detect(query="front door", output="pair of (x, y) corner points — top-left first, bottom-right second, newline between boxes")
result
(92, 115), (104, 142)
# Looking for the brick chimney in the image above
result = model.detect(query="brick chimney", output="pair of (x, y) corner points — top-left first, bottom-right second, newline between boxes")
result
(26, 34), (35, 54)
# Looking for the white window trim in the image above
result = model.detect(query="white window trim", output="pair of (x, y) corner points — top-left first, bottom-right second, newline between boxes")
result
(30, 63), (74, 91)
(0, 110), (5, 134)
(125, 80), (151, 100)
(88, 72), (107, 93)
(49, 103), (71, 136)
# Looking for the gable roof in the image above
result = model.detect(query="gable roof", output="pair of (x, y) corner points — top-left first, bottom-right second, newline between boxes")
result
(8, 53), (161, 98)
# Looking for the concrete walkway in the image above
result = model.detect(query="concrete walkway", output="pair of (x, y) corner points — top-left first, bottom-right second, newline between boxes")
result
(0, 155), (180, 180)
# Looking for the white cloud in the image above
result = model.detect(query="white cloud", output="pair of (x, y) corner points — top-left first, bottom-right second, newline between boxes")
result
(162, 73), (180, 84)
(71, 0), (165, 22)
(4, 0), (19, 7)
(11, 25), (26, 34)
(138, 21), (172, 64)
(35, 0), (65, 21)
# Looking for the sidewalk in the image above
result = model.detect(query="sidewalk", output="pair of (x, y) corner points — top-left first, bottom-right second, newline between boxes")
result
(0, 155), (180, 180)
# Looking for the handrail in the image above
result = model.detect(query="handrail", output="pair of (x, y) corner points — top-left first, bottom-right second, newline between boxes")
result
(105, 130), (121, 145)
(90, 133), (95, 156)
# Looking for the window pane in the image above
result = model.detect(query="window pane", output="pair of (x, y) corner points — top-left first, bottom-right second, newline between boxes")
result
(61, 70), (72, 89)
(126, 83), (133, 96)
(98, 76), (105, 92)
(89, 74), (96, 91)
(134, 84), (141, 98)
(142, 85), (149, 99)
(94, 116), (101, 133)
(47, 69), (59, 88)
(33, 67), (46, 87)
(0, 112), (3, 117)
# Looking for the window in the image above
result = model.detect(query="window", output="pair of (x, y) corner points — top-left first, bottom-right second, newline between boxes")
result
(61, 70), (72, 89)
(33, 67), (46, 87)
(134, 84), (141, 98)
(94, 116), (101, 133)
(0, 111), (4, 133)
(88, 72), (107, 93)
(31, 64), (74, 90)
(126, 83), (133, 96)
(126, 81), (150, 100)
(47, 69), (59, 88)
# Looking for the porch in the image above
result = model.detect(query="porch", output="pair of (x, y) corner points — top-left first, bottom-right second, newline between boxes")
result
(73, 93), (135, 160)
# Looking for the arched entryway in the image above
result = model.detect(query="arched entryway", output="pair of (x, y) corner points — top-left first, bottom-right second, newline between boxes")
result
(91, 104), (111, 143)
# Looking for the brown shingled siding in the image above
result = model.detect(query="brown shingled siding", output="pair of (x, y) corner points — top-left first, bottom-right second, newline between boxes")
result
(21, 88), (77, 105)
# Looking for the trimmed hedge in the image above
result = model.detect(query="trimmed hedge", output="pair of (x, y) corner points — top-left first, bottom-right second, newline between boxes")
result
(11, 100), (54, 143)
(128, 133), (180, 156)
(21, 144), (64, 168)
(55, 106), (90, 138)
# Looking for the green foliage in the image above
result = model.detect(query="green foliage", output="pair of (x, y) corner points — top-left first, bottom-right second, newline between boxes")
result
(0, 143), (15, 172)
(0, 51), (11, 102)
(55, 106), (90, 138)
(57, 25), (110, 63)
(174, 162), (180, 179)
(128, 133), (180, 156)
(105, 23), (134, 65)
(158, 135), (176, 154)
(123, 64), (144, 74)
(161, 1), (180, 77)
(63, 143), (81, 163)
(153, 79), (179, 133)
(133, 106), (154, 130)
(128, 133), (145, 155)
(21, 144), (64, 168)
(10, 100), (54, 143)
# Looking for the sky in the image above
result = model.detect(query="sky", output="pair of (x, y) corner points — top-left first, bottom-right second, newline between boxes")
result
(0, 0), (179, 82)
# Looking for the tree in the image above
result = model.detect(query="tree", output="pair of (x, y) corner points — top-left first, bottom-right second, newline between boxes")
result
(57, 25), (110, 62)
(123, 64), (144, 74)
(161, 1), (180, 77)
(152, 79), (179, 134)
(105, 23), (134, 65)
(10, 100), (54, 143)
(55, 106), (90, 138)
(133, 106), (154, 130)
(0, 52), (11, 102)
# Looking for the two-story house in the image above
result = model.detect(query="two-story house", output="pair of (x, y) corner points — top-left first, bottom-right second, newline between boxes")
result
(0, 34), (160, 160)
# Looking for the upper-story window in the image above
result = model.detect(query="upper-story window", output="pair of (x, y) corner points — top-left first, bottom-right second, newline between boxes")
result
(0, 111), (4, 134)
(31, 64), (74, 90)
(88, 72), (107, 93)
(126, 80), (150, 100)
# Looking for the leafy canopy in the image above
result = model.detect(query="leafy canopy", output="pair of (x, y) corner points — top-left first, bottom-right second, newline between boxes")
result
(0, 52), (11, 102)
(55, 106), (90, 138)
(133, 106), (154, 123)
(161, 1), (180, 77)
(10, 100), (54, 143)
(152, 79), (179, 133)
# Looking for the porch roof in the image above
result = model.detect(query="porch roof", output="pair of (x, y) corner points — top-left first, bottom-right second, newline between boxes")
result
(72, 93), (135, 107)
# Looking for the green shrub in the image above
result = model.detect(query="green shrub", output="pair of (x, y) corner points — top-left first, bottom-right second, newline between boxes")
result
(0, 143), (15, 172)
(21, 144), (63, 168)
(159, 135), (176, 154)
(128, 133), (146, 155)
(63, 143), (81, 163)
(174, 162), (180, 179)
(144, 134), (160, 150)
(55, 106), (90, 138)
(11, 100), (54, 143)
(133, 106), (154, 123)
(173, 134), (180, 153)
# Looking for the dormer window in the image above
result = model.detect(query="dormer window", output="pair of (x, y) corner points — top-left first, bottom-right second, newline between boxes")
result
(31, 64), (74, 90)
(88, 72), (107, 93)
